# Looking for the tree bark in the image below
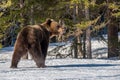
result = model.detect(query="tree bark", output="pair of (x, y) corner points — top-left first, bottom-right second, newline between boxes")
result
(77, 34), (83, 58)
(30, 5), (34, 25)
(86, 27), (92, 59)
(73, 37), (78, 58)
(85, 4), (92, 59)
(108, 17), (119, 58)
(73, 4), (76, 23)
(83, 30), (86, 58)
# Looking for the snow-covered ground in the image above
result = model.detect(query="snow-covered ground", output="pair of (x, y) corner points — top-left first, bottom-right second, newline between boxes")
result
(0, 58), (120, 80)
(0, 38), (120, 80)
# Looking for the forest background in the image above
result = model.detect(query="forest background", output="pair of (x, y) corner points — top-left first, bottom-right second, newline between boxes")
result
(0, 0), (120, 59)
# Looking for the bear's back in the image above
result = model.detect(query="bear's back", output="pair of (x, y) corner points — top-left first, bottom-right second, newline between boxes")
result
(16, 25), (49, 48)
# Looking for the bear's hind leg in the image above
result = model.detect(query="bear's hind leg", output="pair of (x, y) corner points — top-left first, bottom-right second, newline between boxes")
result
(10, 46), (27, 68)
(28, 44), (45, 68)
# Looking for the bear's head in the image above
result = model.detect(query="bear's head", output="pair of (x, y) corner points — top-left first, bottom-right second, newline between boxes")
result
(42, 18), (65, 37)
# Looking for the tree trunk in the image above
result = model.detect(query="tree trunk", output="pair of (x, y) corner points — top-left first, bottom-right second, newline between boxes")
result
(118, 18), (120, 59)
(85, 4), (92, 59)
(86, 27), (92, 59)
(72, 3), (78, 58)
(19, 0), (24, 19)
(83, 30), (86, 58)
(73, 4), (77, 23)
(73, 4), (76, 23)
(77, 34), (83, 58)
(30, 5), (34, 25)
(73, 37), (78, 58)
(108, 17), (119, 58)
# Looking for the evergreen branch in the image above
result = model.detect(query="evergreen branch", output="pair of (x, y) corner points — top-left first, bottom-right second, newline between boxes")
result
(0, 27), (4, 34)
(92, 20), (110, 32)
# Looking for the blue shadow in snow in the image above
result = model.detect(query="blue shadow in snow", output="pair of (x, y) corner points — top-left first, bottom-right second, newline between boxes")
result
(48, 64), (118, 68)
(92, 47), (107, 54)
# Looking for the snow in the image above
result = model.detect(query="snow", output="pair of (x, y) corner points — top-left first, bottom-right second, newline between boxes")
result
(0, 38), (120, 80)
(0, 58), (120, 80)
(91, 39), (107, 58)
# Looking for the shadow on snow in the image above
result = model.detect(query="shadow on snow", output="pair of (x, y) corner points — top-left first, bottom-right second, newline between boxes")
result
(48, 63), (118, 68)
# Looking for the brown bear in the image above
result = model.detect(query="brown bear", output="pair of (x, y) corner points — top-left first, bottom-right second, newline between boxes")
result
(10, 19), (64, 68)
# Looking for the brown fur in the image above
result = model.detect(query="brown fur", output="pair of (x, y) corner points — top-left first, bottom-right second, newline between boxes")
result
(10, 19), (63, 68)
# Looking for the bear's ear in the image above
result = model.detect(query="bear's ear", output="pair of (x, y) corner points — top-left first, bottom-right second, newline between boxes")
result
(46, 18), (53, 26)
